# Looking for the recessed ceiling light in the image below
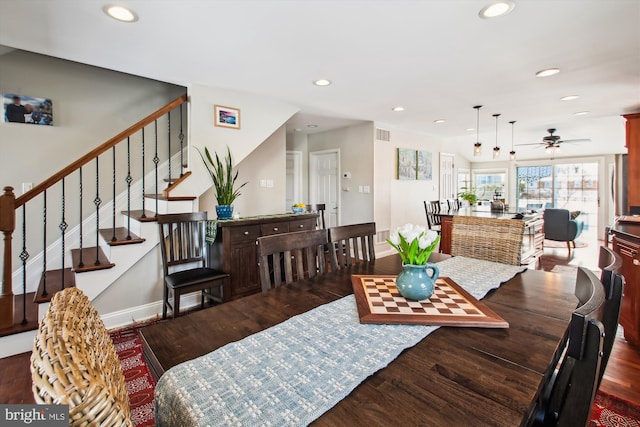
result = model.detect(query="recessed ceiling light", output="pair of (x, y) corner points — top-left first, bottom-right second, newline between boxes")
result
(536, 68), (560, 77)
(307, 124), (318, 128)
(574, 111), (590, 116)
(466, 128), (475, 132)
(560, 95), (580, 101)
(313, 79), (332, 87)
(392, 106), (405, 112)
(479, 1), (515, 19)
(103, 5), (138, 22)
(434, 119), (446, 124)
(294, 128), (302, 132)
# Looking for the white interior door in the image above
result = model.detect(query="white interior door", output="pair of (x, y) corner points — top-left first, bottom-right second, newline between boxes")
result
(440, 153), (455, 200)
(285, 151), (302, 210)
(310, 150), (339, 227)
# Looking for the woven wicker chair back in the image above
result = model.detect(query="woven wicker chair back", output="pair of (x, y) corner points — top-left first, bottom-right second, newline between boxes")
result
(451, 216), (525, 266)
(30, 287), (133, 426)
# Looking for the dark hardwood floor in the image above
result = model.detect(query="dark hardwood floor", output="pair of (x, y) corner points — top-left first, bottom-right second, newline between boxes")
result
(2, 237), (639, 405)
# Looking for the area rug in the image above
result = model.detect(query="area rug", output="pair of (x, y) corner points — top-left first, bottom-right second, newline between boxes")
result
(589, 390), (640, 426)
(544, 239), (588, 248)
(111, 325), (639, 426)
(110, 327), (156, 427)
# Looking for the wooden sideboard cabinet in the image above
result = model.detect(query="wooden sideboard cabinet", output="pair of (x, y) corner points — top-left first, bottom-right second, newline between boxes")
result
(208, 213), (318, 300)
(611, 223), (640, 347)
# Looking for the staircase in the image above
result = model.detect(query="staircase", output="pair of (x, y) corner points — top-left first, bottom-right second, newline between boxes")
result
(0, 94), (197, 357)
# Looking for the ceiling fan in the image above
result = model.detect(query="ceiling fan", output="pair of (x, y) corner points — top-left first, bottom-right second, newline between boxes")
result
(517, 128), (591, 153)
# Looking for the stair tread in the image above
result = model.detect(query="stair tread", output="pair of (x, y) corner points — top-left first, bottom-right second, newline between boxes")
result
(99, 227), (145, 246)
(123, 210), (158, 222)
(146, 194), (197, 201)
(0, 293), (39, 337)
(71, 247), (115, 273)
(34, 268), (76, 303)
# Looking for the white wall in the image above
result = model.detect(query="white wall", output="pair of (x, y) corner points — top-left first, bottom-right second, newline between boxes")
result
(187, 83), (299, 199)
(308, 123), (375, 225)
(286, 131), (309, 204)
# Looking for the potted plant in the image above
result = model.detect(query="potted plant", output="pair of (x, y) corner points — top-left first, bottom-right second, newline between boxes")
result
(197, 146), (248, 220)
(457, 189), (478, 206)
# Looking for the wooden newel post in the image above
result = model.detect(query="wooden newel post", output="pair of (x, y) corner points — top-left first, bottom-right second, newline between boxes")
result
(0, 186), (15, 329)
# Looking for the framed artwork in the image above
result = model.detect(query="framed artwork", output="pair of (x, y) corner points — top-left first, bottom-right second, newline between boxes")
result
(397, 148), (417, 180)
(214, 104), (240, 129)
(417, 150), (433, 180)
(3, 93), (53, 125)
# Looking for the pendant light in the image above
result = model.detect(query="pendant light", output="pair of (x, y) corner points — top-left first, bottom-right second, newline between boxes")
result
(492, 113), (501, 159)
(473, 105), (482, 156)
(509, 120), (516, 160)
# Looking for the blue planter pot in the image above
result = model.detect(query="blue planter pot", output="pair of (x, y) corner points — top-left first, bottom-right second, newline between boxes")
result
(396, 263), (440, 301)
(215, 205), (234, 220)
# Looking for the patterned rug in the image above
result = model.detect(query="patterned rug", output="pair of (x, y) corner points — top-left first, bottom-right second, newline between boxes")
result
(590, 390), (640, 426)
(112, 325), (638, 427)
(110, 327), (156, 427)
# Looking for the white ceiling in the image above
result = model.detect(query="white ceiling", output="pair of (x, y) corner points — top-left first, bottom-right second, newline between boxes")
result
(1, 0), (638, 161)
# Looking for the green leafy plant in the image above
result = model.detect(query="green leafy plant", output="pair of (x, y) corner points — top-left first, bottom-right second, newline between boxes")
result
(457, 190), (478, 205)
(197, 146), (248, 205)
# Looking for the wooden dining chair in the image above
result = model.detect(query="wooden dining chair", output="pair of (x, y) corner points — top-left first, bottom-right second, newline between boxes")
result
(429, 200), (441, 213)
(423, 201), (442, 234)
(256, 229), (335, 291)
(327, 222), (376, 268)
(305, 203), (326, 229)
(534, 267), (606, 427)
(157, 212), (229, 319)
(450, 216), (524, 265)
(596, 245), (625, 387)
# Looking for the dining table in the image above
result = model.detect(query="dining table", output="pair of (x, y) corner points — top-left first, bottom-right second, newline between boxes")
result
(140, 253), (578, 427)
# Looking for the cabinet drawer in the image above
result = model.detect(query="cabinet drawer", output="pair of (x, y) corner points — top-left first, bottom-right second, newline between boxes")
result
(261, 221), (290, 236)
(228, 225), (261, 242)
(289, 218), (317, 232)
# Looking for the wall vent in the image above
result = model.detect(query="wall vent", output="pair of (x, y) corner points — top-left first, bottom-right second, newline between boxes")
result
(376, 229), (390, 244)
(375, 128), (391, 142)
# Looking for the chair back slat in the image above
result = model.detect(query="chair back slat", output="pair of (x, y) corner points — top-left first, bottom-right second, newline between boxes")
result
(328, 222), (376, 269)
(256, 229), (331, 291)
(305, 203), (327, 229)
(451, 216), (524, 265)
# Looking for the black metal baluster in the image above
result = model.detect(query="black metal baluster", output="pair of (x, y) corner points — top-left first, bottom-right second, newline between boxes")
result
(154, 120), (159, 215)
(125, 136), (132, 240)
(167, 111), (171, 188)
(141, 127), (146, 219)
(94, 157), (102, 265)
(60, 178), (67, 288)
(112, 146), (117, 242)
(179, 104), (184, 177)
(19, 205), (29, 324)
(78, 167), (84, 268)
(41, 190), (47, 298)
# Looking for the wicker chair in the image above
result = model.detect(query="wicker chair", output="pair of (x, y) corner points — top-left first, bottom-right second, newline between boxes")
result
(451, 216), (525, 265)
(31, 287), (133, 427)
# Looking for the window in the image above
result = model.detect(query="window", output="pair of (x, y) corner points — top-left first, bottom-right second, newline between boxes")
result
(472, 169), (507, 201)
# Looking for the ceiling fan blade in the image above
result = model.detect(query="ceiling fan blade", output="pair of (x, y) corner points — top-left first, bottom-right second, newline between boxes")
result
(559, 138), (591, 143)
(515, 143), (544, 146)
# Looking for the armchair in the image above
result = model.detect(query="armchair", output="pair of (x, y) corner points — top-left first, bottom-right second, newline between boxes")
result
(543, 208), (584, 253)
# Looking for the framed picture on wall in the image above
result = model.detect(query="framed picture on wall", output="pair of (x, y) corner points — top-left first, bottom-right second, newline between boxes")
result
(3, 93), (53, 125)
(397, 148), (417, 180)
(214, 104), (240, 129)
(417, 150), (432, 180)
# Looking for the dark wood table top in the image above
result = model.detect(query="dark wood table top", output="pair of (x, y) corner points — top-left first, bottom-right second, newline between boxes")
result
(140, 254), (577, 426)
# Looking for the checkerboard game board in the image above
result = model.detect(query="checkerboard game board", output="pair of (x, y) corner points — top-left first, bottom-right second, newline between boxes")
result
(351, 275), (509, 328)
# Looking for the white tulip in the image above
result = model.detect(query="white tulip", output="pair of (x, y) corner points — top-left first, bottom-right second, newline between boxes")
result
(389, 231), (400, 245)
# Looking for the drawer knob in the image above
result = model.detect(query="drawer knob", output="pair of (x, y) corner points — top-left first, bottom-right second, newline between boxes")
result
(243, 231), (249, 235)
(273, 227), (279, 231)
(634, 259), (640, 266)
(298, 224), (304, 228)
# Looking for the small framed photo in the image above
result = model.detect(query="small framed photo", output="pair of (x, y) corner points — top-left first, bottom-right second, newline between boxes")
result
(3, 93), (53, 126)
(214, 104), (240, 129)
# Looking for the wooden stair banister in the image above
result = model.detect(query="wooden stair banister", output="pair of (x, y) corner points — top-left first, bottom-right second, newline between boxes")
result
(0, 187), (15, 329)
(15, 94), (187, 209)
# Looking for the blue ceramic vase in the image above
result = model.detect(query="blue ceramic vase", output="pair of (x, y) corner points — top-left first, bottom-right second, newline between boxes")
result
(396, 263), (440, 301)
(215, 205), (234, 220)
